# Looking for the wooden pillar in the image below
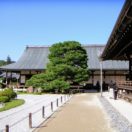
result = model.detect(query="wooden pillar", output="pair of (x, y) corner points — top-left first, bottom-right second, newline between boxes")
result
(29, 113), (32, 128)
(103, 71), (105, 79)
(56, 99), (59, 107)
(42, 106), (45, 118)
(10, 72), (12, 86)
(6, 70), (8, 87)
(91, 71), (94, 86)
(51, 102), (53, 112)
(114, 71), (116, 81)
(20, 71), (22, 85)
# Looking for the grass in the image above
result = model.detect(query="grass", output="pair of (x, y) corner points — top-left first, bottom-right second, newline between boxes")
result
(0, 99), (25, 112)
(17, 91), (42, 95)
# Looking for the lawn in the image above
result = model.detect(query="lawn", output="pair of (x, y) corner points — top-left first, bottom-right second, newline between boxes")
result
(17, 91), (42, 95)
(0, 99), (25, 112)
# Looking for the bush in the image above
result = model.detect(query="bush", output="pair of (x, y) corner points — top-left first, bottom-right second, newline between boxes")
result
(43, 79), (70, 93)
(0, 96), (10, 103)
(0, 88), (17, 100)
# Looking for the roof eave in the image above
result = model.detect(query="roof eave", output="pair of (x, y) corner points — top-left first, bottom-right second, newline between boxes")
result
(101, 0), (132, 60)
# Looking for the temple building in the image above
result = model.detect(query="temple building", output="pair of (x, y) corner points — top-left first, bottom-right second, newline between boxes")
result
(101, 0), (132, 98)
(0, 45), (128, 89)
(101, 0), (132, 80)
(1, 0), (131, 89)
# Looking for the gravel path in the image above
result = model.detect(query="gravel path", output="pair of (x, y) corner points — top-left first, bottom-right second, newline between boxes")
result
(0, 94), (68, 132)
(1, 93), (131, 132)
(99, 96), (132, 132)
(35, 93), (114, 132)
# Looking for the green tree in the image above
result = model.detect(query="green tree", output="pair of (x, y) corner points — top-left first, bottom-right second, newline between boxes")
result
(0, 60), (6, 66)
(0, 56), (14, 68)
(6, 55), (12, 64)
(48, 41), (89, 85)
(26, 41), (89, 93)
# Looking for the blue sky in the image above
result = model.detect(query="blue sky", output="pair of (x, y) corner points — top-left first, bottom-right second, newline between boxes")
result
(0, 0), (125, 61)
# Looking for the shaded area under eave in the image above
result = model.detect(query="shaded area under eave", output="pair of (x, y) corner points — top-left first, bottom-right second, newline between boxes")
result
(0, 72), (20, 79)
(101, 0), (132, 61)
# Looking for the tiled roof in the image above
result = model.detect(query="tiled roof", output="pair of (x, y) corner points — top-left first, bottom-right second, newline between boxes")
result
(0, 45), (128, 71)
(85, 45), (128, 70)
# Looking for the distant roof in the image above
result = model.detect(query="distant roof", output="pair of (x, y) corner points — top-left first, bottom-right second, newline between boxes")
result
(0, 46), (50, 71)
(0, 45), (128, 71)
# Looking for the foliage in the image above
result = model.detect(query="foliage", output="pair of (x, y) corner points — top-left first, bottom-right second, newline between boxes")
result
(6, 55), (12, 64)
(17, 91), (42, 95)
(48, 41), (89, 84)
(0, 56), (15, 67)
(0, 60), (6, 66)
(0, 78), (4, 82)
(0, 96), (10, 103)
(26, 72), (70, 93)
(26, 72), (55, 88)
(0, 88), (17, 100)
(26, 41), (89, 93)
(43, 79), (70, 93)
(0, 99), (25, 112)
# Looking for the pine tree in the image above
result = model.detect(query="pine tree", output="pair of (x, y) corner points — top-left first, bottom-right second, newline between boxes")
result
(6, 55), (12, 64)
(26, 41), (89, 93)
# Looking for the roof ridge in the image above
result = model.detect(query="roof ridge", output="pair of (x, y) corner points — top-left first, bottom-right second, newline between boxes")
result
(26, 45), (50, 48)
(26, 44), (105, 48)
(82, 44), (105, 47)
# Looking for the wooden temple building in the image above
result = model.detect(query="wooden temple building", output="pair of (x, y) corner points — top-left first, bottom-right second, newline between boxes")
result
(0, 45), (128, 89)
(101, 0), (132, 98)
(0, 0), (131, 90)
(101, 0), (132, 80)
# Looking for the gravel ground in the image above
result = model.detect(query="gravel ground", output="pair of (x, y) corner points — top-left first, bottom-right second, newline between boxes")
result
(35, 93), (114, 132)
(99, 96), (132, 132)
(0, 94), (69, 132)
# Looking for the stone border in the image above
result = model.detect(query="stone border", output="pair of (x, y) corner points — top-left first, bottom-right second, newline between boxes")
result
(99, 96), (132, 132)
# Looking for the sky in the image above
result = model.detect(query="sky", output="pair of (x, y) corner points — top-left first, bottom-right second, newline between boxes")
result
(0, 0), (125, 61)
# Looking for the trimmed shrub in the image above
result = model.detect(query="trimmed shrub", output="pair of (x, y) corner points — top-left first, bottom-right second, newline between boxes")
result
(0, 96), (10, 103)
(0, 88), (17, 100)
(12, 92), (17, 99)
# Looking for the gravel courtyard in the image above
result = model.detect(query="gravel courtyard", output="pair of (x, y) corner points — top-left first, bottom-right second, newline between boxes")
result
(1, 93), (131, 132)
(35, 93), (114, 132)
(0, 94), (66, 132)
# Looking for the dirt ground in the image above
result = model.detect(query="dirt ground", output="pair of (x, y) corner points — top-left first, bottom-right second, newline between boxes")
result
(34, 93), (114, 132)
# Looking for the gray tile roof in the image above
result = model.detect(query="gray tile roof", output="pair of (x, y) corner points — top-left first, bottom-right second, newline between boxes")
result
(85, 45), (128, 70)
(0, 46), (50, 71)
(0, 45), (129, 71)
